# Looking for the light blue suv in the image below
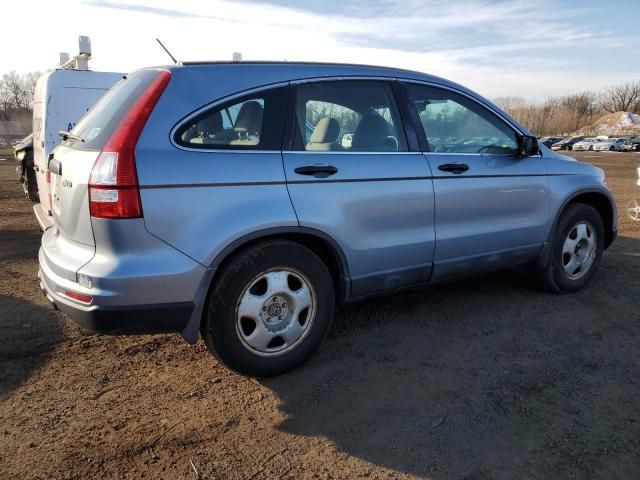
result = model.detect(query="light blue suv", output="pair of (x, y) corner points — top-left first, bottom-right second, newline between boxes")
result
(39, 62), (617, 376)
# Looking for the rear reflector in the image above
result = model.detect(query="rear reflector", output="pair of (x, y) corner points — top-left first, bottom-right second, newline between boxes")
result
(65, 290), (93, 304)
(89, 70), (171, 219)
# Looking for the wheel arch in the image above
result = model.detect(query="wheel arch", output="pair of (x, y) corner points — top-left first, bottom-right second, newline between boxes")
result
(564, 191), (615, 248)
(181, 227), (350, 344)
(537, 187), (616, 268)
(209, 227), (351, 304)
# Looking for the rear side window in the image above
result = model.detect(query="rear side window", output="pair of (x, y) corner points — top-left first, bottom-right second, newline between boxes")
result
(405, 83), (518, 155)
(293, 81), (407, 152)
(68, 70), (163, 150)
(175, 87), (287, 150)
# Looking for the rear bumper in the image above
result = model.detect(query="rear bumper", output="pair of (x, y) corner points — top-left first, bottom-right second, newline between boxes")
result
(33, 203), (54, 231)
(38, 218), (208, 335)
(39, 263), (194, 335)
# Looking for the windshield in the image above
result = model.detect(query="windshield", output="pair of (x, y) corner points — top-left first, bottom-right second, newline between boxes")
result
(67, 69), (163, 150)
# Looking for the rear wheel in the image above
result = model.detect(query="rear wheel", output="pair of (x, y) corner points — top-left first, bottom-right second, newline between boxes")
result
(542, 203), (604, 292)
(201, 240), (335, 376)
(609, 146), (615, 151)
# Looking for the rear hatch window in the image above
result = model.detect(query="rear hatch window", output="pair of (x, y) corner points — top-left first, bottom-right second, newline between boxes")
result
(65, 70), (162, 151)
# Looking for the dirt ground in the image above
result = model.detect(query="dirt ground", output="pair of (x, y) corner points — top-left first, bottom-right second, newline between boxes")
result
(1, 151), (639, 480)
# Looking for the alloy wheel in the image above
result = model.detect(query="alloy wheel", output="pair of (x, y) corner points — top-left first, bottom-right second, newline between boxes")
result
(561, 222), (597, 280)
(235, 268), (317, 357)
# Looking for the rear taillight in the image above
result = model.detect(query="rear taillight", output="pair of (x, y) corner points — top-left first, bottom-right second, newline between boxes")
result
(89, 70), (171, 219)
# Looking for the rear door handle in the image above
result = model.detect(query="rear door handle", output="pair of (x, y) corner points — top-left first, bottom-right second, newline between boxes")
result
(294, 164), (338, 178)
(438, 163), (469, 174)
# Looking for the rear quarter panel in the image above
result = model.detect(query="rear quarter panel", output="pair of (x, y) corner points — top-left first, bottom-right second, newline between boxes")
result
(135, 69), (298, 266)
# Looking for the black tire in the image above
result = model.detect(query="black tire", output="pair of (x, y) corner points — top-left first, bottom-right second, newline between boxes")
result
(542, 203), (604, 293)
(201, 240), (335, 376)
(609, 146), (615, 151)
(588, 145), (593, 151)
(23, 165), (39, 202)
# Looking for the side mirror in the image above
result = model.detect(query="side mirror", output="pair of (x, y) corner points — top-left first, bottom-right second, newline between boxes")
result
(519, 135), (540, 156)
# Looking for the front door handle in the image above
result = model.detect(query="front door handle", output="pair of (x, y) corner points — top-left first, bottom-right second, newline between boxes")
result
(438, 163), (469, 174)
(294, 164), (338, 178)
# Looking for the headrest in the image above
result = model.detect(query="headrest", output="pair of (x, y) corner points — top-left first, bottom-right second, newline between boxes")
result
(196, 111), (222, 135)
(309, 117), (340, 144)
(234, 101), (263, 135)
(352, 114), (392, 149)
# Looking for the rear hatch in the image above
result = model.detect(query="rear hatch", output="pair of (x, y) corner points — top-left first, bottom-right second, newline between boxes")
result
(49, 145), (98, 245)
(50, 70), (166, 245)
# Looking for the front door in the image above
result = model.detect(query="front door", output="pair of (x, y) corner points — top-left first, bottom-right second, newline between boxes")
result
(403, 83), (549, 281)
(282, 80), (435, 298)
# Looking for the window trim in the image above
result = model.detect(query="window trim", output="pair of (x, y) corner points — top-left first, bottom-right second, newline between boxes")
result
(399, 79), (533, 156)
(286, 78), (410, 154)
(170, 81), (289, 153)
(390, 81), (421, 153)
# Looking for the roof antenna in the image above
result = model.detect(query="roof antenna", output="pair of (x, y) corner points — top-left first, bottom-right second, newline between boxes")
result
(156, 38), (180, 65)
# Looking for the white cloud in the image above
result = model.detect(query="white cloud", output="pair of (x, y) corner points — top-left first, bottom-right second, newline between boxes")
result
(1, 0), (638, 100)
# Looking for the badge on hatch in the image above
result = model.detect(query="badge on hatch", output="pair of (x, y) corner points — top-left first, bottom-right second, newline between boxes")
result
(62, 179), (73, 188)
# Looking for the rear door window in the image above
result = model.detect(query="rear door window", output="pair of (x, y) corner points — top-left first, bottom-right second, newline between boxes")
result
(175, 87), (287, 150)
(292, 81), (407, 152)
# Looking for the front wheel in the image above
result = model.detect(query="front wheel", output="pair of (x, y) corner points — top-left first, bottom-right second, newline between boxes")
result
(542, 203), (604, 292)
(609, 146), (615, 151)
(201, 240), (335, 376)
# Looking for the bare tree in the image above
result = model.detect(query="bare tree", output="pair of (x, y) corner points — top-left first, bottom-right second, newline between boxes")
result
(493, 96), (526, 112)
(498, 93), (605, 136)
(0, 71), (41, 145)
(598, 81), (640, 113)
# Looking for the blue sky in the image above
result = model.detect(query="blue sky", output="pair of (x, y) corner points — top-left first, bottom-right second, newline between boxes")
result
(4, 0), (639, 100)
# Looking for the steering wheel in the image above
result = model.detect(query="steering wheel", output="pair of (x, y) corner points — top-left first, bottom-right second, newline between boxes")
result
(478, 144), (498, 154)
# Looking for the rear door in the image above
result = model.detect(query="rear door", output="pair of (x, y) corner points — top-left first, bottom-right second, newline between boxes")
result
(402, 82), (549, 280)
(282, 79), (435, 298)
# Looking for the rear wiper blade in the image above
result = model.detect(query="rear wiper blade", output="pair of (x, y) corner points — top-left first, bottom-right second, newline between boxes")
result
(58, 130), (85, 142)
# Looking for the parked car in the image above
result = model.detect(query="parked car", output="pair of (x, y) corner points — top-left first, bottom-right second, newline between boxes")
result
(13, 134), (37, 201)
(621, 136), (640, 152)
(594, 138), (626, 151)
(39, 62), (617, 376)
(540, 136), (564, 148)
(572, 138), (602, 151)
(551, 136), (584, 151)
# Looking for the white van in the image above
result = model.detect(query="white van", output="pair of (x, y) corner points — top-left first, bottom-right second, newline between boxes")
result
(32, 69), (122, 229)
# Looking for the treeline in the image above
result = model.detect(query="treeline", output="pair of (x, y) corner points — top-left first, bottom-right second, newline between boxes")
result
(494, 81), (640, 136)
(0, 71), (41, 142)
(0, 71), (41, 120)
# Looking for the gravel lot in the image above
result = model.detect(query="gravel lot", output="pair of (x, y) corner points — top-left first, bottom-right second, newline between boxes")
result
(1, 151), (639, 479)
